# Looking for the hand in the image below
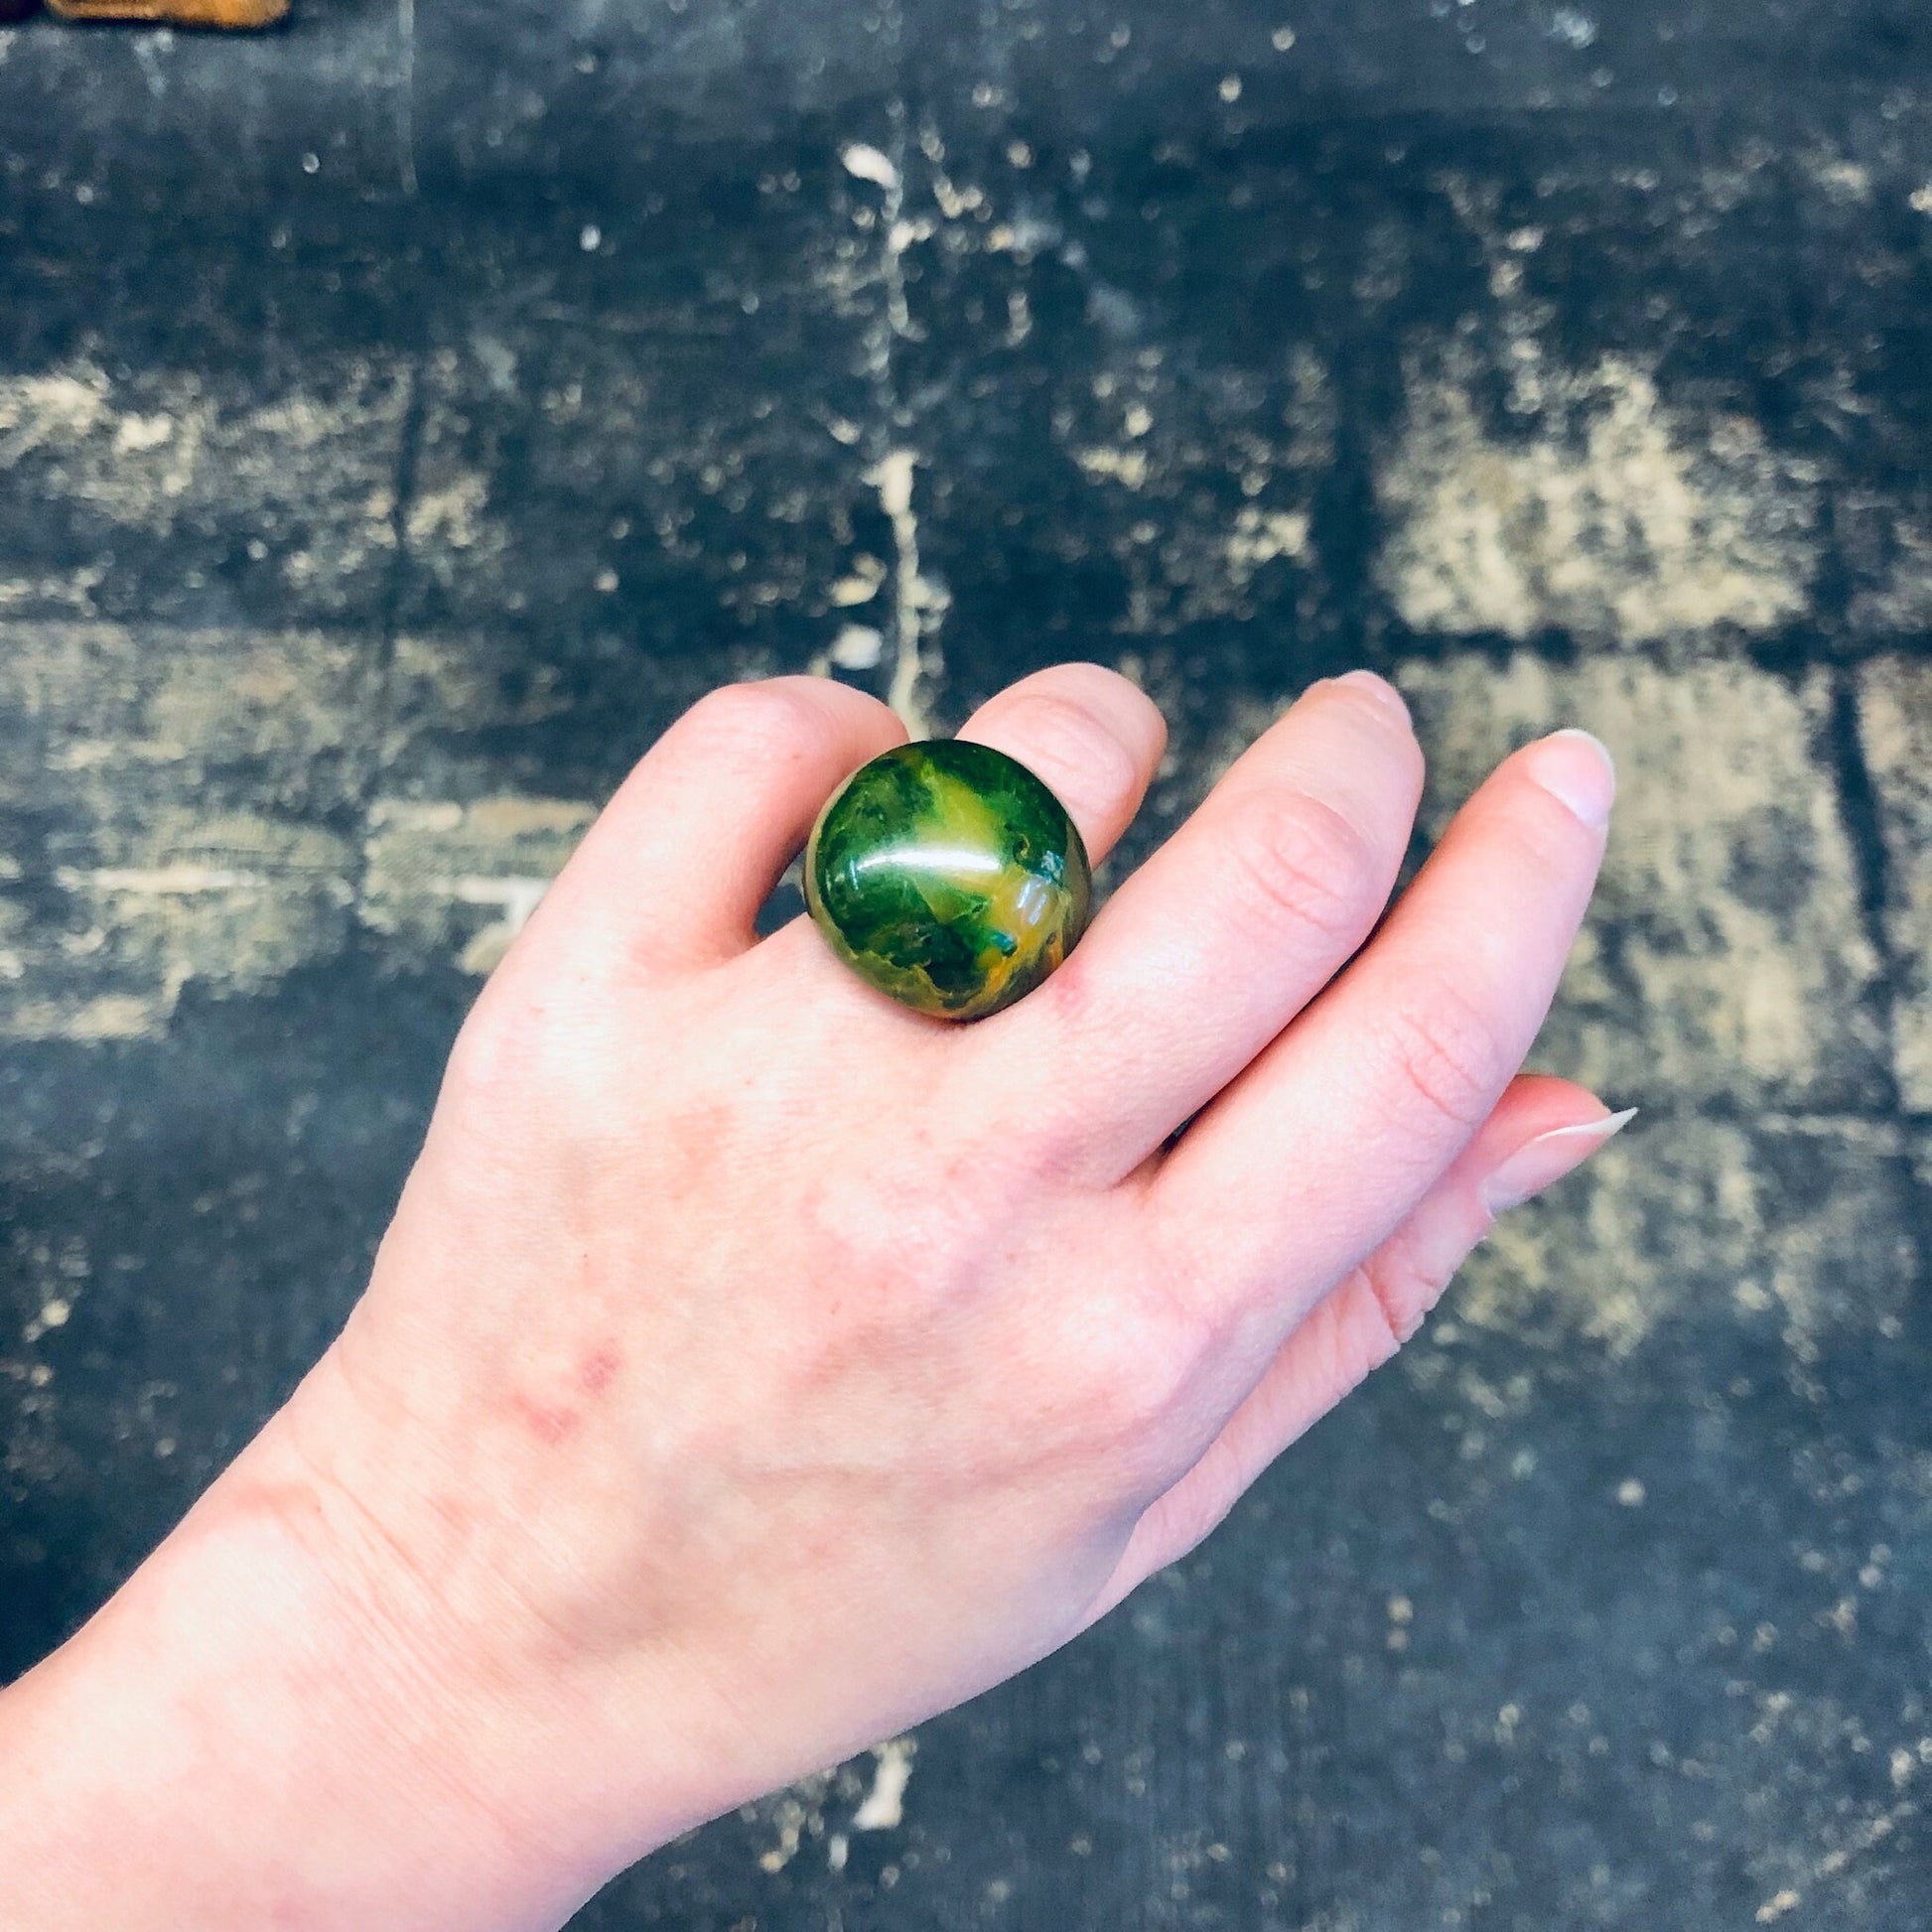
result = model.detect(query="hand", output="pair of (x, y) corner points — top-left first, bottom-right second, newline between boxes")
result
(0, 665), (1622, 1932)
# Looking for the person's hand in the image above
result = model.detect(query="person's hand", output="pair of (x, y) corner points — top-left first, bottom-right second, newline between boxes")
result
(0, 665), (1624, 1932)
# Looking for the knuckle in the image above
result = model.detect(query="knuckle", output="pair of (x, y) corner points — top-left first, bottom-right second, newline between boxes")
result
(1069, 1256), (1219, 1454)
(442, 984), (548, 1109)
(1041, 662), (1168, 755)
(1080, 1335), (1193, 1444)
(442, 970), (624, 1136)
(1228, 787), (1384, 944)
(1376, 983), (1501, 1137)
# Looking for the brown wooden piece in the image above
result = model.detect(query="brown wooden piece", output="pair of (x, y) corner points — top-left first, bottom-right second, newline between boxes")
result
(47, 0), (287, 24)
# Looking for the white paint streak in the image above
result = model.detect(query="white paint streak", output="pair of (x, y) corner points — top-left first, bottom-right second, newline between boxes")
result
(829, 623), (885, 669)
(1755, 1800), (1917, 1922)
(6, 996), (156, 1043)
(405, 473), (488, 550)
(753, 1774), (833, 1874)
(869, 451), (947, 735)
(0, 360), (412, 578)
(131, 31), (172, 100)
(1225, 505), (1310, 577)
(841, 143), (900, 192)
(1076, 445), (1149, 488)
(828, 553), (886, 606)
(0, 370), (109, 468)
(851, 1737), (916, 1832)
(363, 792), (597, 979)
(113, 414), (176, 455)
(77, 865), (258, 896)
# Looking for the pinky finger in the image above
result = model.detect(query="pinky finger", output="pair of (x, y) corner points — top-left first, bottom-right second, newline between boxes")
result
(1083, 1076), (1635, 1621)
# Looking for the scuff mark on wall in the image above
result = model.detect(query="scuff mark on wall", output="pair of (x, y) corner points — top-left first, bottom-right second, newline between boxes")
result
(1451, 1114), (1914, 1360)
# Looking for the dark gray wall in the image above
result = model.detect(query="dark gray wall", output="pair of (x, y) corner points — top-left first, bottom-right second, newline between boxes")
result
(2, 3), (1929, 1926)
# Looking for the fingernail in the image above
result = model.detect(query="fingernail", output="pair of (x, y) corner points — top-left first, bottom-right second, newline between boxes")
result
(1480, 1106), (1637, 1216)
(1527, 728), (1616, 830)
(1334, 668), (1412, 725)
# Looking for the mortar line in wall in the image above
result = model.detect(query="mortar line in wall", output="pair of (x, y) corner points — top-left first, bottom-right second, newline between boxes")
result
(355, 351), (430, 903)
(1383, 631), (1932, 676)
(395, 0), (417, 199)
(1574, 1101), (1916, 1135)
(1822, 665), (1932, 1280)
(1826, 670), (1905, 1077)
(1314, 252), (1396, 686)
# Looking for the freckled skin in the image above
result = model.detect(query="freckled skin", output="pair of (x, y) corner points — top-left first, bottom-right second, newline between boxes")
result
(805, 740), (1092, 1020)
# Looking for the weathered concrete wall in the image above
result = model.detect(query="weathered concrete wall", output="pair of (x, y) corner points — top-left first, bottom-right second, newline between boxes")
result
(2, 3), (1929, 1926)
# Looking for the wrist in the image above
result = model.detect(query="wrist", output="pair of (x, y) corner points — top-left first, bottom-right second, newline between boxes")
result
(0, 1353), (680, 1932)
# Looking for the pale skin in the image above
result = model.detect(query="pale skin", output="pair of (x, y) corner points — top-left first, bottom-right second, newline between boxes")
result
(0, 663), (1628, 1932)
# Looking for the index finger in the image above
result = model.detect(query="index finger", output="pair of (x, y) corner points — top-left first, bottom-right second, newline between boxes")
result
(1146, 727), (1614, 1355)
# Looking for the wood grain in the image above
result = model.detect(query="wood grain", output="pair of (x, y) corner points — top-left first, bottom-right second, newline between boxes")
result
(47, 0), (287, 24)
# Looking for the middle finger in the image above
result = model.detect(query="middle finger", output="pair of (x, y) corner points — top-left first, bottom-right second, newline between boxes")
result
(967, 671), (1424, 1181)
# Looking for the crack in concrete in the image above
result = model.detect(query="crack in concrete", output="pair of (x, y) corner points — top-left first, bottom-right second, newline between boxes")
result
(868, 447), (944, 738)
(396, 0), (418, 197)
(837, 81), (948, 738)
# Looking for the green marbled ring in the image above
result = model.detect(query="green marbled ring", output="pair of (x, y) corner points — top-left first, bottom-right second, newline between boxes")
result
(804, 739), (1093, 1022)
